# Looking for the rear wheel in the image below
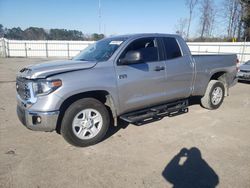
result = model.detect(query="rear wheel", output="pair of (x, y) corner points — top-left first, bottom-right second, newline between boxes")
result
(61, 98), (110, 147)
(201, 80), (225, 110)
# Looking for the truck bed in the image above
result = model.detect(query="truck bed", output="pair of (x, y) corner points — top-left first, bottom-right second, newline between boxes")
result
(191, 54), (238, 96)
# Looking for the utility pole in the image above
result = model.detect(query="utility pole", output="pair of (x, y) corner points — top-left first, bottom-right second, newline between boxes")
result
(98, 0), (101, 34)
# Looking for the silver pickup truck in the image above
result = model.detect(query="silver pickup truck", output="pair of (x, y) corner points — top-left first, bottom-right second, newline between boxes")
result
(16, 34), (238, 147)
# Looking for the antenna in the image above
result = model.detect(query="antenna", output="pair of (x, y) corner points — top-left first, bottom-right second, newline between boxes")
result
(104, 24), (106, 36)
(98, 0), (101, 34)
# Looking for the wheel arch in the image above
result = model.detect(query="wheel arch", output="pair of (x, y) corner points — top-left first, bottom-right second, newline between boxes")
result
(56, 90), (117, 133)
(209, 71), (229, 96)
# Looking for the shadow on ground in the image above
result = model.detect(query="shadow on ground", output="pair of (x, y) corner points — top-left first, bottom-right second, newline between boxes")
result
(103, 119), (129, 141)
(189, 96), (202, 106)
(162, 147), (219, 188)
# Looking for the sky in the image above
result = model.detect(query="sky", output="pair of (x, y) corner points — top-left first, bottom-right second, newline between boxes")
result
(0, 0), (224, 37)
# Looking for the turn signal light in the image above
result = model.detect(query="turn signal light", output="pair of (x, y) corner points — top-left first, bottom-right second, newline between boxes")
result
(51, 80), (62, 87)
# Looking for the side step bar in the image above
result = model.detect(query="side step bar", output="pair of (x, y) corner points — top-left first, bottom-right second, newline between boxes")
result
(120, 99), (189, 124)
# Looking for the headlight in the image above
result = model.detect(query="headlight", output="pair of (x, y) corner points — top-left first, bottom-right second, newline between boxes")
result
(32, 79), (62, 97)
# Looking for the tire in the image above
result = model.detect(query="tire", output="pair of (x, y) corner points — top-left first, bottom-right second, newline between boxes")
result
(61, 98), (110, 147)
(201, 80), (225, 110)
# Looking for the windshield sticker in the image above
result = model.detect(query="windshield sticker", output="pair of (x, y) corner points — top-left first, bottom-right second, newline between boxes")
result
(109, 41), (123, 45)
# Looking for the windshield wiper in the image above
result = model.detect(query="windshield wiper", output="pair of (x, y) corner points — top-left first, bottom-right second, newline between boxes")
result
(78, 58), (97, 62)
(78, 58), (89, 61)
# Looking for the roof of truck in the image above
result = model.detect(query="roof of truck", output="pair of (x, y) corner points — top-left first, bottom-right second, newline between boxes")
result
(108, 33), (181, 40)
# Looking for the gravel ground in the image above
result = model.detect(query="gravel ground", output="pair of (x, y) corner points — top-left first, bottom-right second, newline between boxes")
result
(0, 58), (250, 188)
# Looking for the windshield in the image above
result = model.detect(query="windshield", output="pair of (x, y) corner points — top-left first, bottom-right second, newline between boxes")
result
(246, 61), (250, 65)
(73, 37), (127, 62)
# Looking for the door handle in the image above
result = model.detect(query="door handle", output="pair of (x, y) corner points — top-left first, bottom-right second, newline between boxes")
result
(154, 66), (165, 71)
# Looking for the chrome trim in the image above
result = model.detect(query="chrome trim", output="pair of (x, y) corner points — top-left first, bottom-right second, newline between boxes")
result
(240, 70), (250, 73)
(27, 82), (37, 104)
(237, 71), (250, 81)
(17, 105), (59, 132)
(16, 78), (37, 107)
(17, 91), (36, 109)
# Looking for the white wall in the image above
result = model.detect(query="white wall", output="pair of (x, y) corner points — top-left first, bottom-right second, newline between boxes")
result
(0, 38), (5, 57)
(187, 42), (250, 63)
(1, 38), (250, 62)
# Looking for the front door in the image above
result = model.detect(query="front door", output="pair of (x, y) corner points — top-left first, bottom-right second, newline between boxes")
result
(115, 37), (166, 114)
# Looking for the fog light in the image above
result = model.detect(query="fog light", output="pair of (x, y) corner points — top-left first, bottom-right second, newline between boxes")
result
(32, 116), (42, 124)
(37, 116), (41, 123)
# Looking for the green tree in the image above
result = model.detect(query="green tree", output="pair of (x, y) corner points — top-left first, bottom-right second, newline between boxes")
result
(5, 27), (24, 40)
(241, 0), (250, 40)
(0, 24), (4, 38)
(91, 33), (105, 41)
(49, 29), (67, 40)
(23, 27), (48, 40)
(1, 24), (101, 41)
(68, 30), (84, 40)
(48, 29), (84, 40)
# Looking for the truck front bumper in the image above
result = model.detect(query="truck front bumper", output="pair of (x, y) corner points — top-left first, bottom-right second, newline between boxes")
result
(17, 105), (59, 132)
(237, 71), (250, 81)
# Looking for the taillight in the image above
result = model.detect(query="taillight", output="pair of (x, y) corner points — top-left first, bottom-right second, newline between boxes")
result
(236, 58), (240, 72)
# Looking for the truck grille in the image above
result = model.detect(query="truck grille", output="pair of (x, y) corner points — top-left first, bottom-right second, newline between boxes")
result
(16, 78), (31, 100)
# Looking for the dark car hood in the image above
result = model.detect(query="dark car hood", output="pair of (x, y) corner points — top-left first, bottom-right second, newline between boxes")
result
(17, 60), (97, 79)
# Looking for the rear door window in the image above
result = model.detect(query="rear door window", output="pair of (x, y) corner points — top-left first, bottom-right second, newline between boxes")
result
(162, 37), (182, 60)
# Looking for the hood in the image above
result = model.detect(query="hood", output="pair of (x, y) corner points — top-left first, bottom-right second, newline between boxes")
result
(17, 60), (97, 79)
(240, 63), (250, 71)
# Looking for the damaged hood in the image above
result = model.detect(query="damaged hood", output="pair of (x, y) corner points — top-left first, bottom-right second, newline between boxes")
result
(17, 60), (97, 79)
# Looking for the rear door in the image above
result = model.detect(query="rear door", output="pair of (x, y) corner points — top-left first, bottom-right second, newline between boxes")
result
(115, 37), (167, 114)
(161, 37), (194, 101)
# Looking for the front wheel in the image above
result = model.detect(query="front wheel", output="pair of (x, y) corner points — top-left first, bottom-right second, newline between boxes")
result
(201, 80), (225, 110)
(61, 98), (110, 147)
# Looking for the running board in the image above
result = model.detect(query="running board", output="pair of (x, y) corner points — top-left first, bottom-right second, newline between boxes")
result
(120, 99), (189, 124)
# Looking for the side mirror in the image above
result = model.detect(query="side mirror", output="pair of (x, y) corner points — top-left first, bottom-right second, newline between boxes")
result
(120, 50), (143, 65)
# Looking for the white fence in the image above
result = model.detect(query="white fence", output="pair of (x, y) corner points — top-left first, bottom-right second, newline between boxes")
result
(0, 38), (94, 58)
(1, 38), (250, 62)
(187, 42), (250, 63)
